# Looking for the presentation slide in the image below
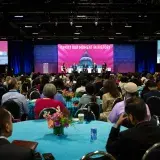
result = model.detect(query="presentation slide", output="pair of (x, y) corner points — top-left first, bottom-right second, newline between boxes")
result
(0, 41), (8, 65)
(58, 44), (113, 73)
(157, 41), (160, 63)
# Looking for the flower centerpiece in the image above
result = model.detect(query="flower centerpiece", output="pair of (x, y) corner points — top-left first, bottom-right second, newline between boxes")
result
(43, 107), (72, 135)
(62, 90), (74, 101)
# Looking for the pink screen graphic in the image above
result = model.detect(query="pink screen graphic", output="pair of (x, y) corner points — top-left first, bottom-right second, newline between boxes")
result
(0, 41), (8, 52)
(58, 44), (113, 73)
(0, 41), (8, 65)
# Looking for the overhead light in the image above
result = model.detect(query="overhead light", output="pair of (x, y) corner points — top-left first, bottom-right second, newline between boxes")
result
(95, 21), (98, 26)
(144, 15), (147, 17)
(138, 15), (141, 17)
(25, 25), (32, 28)
(74, 33), (80, 35)
(14, 15), (23, 18)
(55, 22), (58, 26)
(1, 37), (6, 40)
(77, 15), (86, 18)
(32, 33), (38, 35)
(156, 32), (160, 34)
(109, 37), (114, 40)
(37, 37), (43, 40)
(73, 38), (79, 39)
(70, 20), (73, 26)
(75, 26), (82, 28)
(116, 32), (122, 35)
(125, 25), (132, 28)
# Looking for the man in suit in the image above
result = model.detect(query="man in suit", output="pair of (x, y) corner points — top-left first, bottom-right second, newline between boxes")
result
(0, 108), (35, 160)
(106, 97), (160, 160)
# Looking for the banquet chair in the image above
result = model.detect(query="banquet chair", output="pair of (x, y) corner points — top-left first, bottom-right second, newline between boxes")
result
(146, 96), (160, 117)
(39, 108), (57, 119)
(3, 99), (21, 120)
(81, 151), (116, 160)
(84, 102), (100, 120)
(142, 143), (160, 160)
(74, 108), (96, 121)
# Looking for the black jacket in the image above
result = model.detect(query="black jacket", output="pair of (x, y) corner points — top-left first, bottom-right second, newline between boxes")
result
(0, 138), (35, 160)
(106, 121), (160, 160)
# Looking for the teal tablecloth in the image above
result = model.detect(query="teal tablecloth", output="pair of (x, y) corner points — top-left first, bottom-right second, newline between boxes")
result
(9, 120), (126, 160)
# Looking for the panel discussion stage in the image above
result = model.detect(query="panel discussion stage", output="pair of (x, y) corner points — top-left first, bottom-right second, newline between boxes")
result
(34, 44), (135, 74)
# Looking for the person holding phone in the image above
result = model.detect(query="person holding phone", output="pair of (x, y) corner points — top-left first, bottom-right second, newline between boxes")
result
(106, 97), (160, 160)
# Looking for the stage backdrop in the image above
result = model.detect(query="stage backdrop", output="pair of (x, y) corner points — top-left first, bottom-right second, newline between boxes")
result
(114, 45), (135, 73)
(34, 45), (58, 73)
(58, 44), (113, 73)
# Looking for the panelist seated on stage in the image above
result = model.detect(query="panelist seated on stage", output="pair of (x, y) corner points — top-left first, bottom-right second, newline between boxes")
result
(72, 63), (77, 71)
(92, 63), (98, 73)
(82, 64), (88, 73)
(62, 63), (66, 73)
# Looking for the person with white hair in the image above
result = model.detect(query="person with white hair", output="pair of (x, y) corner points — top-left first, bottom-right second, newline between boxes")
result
(34, 83), (69, 119)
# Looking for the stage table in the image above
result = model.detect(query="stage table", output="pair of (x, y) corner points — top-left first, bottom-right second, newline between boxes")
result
(9, 120), (127, 160)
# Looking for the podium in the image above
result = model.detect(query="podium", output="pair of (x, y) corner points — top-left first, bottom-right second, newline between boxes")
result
(43, 63), (49, 74)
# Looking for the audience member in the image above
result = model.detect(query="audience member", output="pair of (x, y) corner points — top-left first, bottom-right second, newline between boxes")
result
(1, 78), (28, 116)
(78, 83), (101, 108)
(100, 80), (121, 121)
(0, 108), (34, 160)
(143, 80), (160, 102)
(106, 97), (160, 160)
(108, 82), (151, 123)
(34, 83), (69, 119)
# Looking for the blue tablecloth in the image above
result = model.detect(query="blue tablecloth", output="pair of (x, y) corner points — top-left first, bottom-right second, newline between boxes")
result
(9, 120), (126, 160)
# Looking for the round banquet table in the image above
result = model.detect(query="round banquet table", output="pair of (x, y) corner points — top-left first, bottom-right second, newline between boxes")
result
(9, 120), (127, 160)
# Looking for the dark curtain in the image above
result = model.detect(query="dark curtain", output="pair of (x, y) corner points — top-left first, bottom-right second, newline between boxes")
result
(9, 41), (34, 74)
(135, 42), (157, 73)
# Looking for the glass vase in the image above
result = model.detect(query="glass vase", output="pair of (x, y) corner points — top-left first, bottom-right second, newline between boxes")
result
(53, 126), (64, 136)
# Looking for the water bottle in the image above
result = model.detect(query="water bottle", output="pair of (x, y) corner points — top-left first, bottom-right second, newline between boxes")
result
(91, 128), (97, 142)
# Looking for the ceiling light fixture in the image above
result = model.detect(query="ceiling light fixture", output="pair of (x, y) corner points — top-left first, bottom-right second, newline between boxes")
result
(73, 38), (79, 39)
(37, 37), (43, 40)
(25, 25), (32, 28)
(75, 26), (82, 28)
(1, 37), (6, 40)
(116, 32), (122, 35)
(32, 33), (38, 35)
(55, 22), (58, 26)
(70, 20), (73, 26)
(14, 15), (23, 18)
(125, 25), (132, 28)
(77, 15), (86, 18)
(74, 33), (80, 35)
(109, 37), (114, 40)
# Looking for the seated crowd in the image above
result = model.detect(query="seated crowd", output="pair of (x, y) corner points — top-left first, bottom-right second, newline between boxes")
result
(0, 72), (160, 159)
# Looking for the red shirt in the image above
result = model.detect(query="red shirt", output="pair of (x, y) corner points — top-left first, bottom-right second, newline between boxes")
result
(34, 98), (66, 119)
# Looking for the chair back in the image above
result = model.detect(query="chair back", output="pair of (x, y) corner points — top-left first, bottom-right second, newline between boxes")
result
(81, 151), (116, 160)
(142, 143), (160, 160)
(84, 102), (100, 120)
(3, 99), (21, 119)
(74, 108), (96, 121)
(147, 96), (160, 116)
(39, 108), (57, 119)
